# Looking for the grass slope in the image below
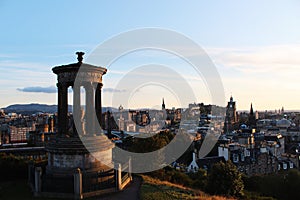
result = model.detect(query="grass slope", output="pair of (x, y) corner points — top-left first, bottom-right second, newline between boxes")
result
(140, 175), (236, 200)
(0, 180), (54, 200)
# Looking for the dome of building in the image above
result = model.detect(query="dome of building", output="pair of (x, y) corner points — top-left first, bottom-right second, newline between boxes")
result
(240, 124), (248, 129)
(276, 118), (291, 128)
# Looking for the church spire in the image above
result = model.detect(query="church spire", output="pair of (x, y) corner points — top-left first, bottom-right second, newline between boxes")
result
(162, 98), (166, 110)
(250, 103), (254, 116)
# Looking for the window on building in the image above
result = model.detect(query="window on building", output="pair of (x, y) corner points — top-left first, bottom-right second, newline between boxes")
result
(245, 150), (250, 157)
(233, 154), (239, 163)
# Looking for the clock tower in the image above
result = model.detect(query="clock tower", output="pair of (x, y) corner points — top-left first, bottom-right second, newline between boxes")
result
(224, 96), (237, 132)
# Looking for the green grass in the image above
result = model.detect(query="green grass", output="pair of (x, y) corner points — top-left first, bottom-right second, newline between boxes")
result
(140, 175), (235, 200)
(0, 180), (33, 200)
(0, 180), (53, 200)
(141, 183), (197, 200)
(243, 190), (277, 200)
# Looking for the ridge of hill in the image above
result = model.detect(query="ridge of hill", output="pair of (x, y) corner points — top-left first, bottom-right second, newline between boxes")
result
(2, 103), (118, 115)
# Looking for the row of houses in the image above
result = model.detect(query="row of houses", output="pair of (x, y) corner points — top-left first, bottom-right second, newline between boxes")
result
(185, 117), (300, 175)
(0, 113), (56, 145)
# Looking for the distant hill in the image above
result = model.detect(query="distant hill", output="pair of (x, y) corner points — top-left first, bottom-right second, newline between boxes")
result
(102, 107), (119, 113)
(3, 104), (69, 115)
(2, 103), (118, 115)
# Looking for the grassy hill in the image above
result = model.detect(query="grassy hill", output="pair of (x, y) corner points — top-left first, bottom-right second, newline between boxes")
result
(140, 175), (236, 200)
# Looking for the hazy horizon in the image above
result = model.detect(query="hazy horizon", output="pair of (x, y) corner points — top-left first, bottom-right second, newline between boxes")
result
(2, 102), (300, 113)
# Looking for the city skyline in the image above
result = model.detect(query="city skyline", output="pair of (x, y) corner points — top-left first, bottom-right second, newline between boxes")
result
(1, 1), (300, 110)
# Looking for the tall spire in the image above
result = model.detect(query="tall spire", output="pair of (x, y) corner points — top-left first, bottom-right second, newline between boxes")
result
(250, 103), (254, 116)
(162, 98), (166, 110)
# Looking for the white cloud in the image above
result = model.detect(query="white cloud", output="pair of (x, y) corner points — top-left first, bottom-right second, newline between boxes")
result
(103, 88), (126, 93)
(17, 86), (57, 93)
(204, 44), (300, 110)
(0, 60), (49, 72)
(206, 44), (300, 74)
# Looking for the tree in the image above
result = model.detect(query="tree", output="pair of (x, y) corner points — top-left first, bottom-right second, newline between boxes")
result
(207, 160), (244, 197)
(0, 153), (28, 180)
(243, 169), (300, 200)
(189, 168), (208, 189)
(125, 130), (173, 153)
(121, 130), (174, 170)
(284, 169), (300, 199)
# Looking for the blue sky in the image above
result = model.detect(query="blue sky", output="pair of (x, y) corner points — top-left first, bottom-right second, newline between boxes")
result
(1, 0), (300, 110)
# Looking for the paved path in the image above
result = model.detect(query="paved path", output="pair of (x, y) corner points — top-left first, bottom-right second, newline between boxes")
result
(97, 176), (142, 200)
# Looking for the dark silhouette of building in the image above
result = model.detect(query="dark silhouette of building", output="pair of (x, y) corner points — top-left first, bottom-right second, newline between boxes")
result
(224, 96), (238, 133)
(129, 110), (150, 127)
(248, 103), (256, 128)
(162, 98), (166, 110)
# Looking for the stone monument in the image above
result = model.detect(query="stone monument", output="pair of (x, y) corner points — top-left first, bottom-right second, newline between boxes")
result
(30, 52), (131, 199)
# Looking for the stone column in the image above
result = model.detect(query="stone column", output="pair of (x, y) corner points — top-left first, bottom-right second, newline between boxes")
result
(35, 167), (42, 194)
(57, 82), (68, 136)
(84, 82), (95, 135)
(73, 85), (81, 136)
(115, 163), (122, 191)
(28, 161), (33, 185)
(128, 157), (132, 181)
(57, 83), (62, 135)
(95, 83), (103, 132)
(74, 168), (83, 199)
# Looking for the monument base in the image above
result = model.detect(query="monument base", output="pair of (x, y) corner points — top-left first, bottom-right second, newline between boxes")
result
(28, 135), (132, 199)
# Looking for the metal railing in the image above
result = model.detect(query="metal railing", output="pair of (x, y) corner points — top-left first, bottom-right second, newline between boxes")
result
(82, 169), (115, 193)
(42, 173), (74, 193)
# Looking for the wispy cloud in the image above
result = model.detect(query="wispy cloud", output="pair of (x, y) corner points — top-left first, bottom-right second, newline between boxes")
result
(0, 60), (49, 72)
(16, 85), (128, 94)
(103, 88), (126, 93)
(206, 44), (300, 74)
(17, 86), (57, 93)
